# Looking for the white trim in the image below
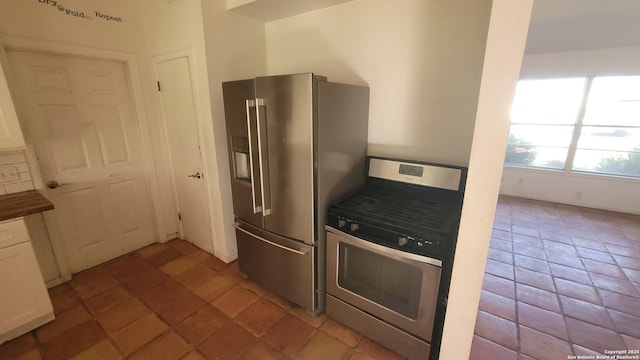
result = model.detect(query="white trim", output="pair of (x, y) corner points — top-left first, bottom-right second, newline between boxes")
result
(0, 34), (166, 271)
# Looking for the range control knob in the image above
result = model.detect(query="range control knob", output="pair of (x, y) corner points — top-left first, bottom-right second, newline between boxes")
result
(338, 219), (347, 228)
(350, 223), (360, 232)
(398, 236), (408, 246)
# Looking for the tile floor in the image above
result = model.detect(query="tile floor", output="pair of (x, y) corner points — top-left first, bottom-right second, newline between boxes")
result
(1, 195), (638, 359)
(0, 238), (403, 360)
(470, 196), (640, 360)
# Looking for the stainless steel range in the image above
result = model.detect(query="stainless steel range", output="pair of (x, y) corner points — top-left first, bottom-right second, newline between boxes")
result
(325, 157), (467, 360)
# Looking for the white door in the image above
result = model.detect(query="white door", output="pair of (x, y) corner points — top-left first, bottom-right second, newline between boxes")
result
(6, 51), (157, 273)
(156, 56), (211, 252)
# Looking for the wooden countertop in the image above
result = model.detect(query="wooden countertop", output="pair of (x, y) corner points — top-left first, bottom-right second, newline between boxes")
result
(0, 190), (54, 222)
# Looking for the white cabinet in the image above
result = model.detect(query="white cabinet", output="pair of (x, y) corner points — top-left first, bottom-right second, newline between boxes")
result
(0, 62), (26, 149)
(0, 218), (54, 345)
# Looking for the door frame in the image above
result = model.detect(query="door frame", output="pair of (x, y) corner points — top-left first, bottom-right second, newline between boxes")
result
(152, 48), (214, 252)
(0, 35), (166, 279)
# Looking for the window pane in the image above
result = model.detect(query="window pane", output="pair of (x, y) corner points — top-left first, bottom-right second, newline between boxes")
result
(577, 127), (640, 152)
(511, 78), (586, 124)
(583, 76), (640, 126)
(505, 144), (568, 169)
(509, 125), (574, 147)
(573, 149), (640, 177)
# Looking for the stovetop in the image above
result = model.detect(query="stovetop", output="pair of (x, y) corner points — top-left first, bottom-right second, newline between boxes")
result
(326, 157), (466, 259)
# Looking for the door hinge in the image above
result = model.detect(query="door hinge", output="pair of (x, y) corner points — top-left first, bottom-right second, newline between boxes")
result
(157, 81), (161, 91)
(178, 212), (182, 221)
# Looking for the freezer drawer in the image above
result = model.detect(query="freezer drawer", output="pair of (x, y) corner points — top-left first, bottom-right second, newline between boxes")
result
(234, 221), (317, 313)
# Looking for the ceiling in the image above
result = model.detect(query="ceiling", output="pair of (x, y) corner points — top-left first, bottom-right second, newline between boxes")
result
(526, 0), (640, 53)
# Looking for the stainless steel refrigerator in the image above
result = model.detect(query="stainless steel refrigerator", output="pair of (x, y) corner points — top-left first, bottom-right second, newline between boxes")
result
(222, 73), (369, 315)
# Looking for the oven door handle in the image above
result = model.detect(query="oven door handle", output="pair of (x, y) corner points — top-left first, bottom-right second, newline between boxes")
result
(325, 226), (442, 267)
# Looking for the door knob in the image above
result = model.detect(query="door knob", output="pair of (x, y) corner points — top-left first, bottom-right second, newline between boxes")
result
(187, 172), (202, 179)
(46, 180), (69, 189)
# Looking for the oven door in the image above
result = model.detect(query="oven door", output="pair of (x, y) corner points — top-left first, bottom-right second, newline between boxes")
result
(326, 227), (442, 341)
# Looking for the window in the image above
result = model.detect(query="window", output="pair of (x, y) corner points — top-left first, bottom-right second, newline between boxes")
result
(505, 76), (640, 178)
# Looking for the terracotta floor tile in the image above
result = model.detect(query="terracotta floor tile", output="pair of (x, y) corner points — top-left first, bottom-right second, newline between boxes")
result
(487, 247), (513, 264)
(481, 274), (516, 299)
(70, 268), (120, 300)
(200, 253), (229, 272)
(41, 321), (106, 360)
(516, 283), (560, 312)
(559, 296), (614, 328)
(95, 298), (150, 333)
(354, 336), (404, 360)
(211, 285), (259, 317)
(0, 333), (37, 359)
(263, 314), (316, 358)
(478, 290), (516, 321)
(11, 348), (41, 360)
(576, 246), (615, 263)
(181, 351), (207, 360)
(489, 238), (513, 252)
(512, 233), (543, 248)
(240, 279), (267, 296)
(549, 263), (593, 285)
(69, 339), (121, 360)
(514, 254), (551, 274)
(518, 325), (572, 360)
(623, 267), (640, 282)
(621, 334), (640, 349)
(321, 318), (362, 347)
(237, 341), (287, 360)
(296, 331), (351, 360)
(137, 278), (187, 311)
(36, 305), (92, 343)
(474, 311), (517, 350)
(512, 225), (540, 238)
(554, 278), (601, 305)
(129, 331), (191, 360)
(517, 302), (568, 340)
(571, 237), (607, 251)
(220, 261), (246, 284)
(614, 254), (640, 270)
(111, 313), (169, 355)
(513, 242), (546, 260)
(48, 285), (81, 315)
(235, 298), (286, 336)
(123, 268), (169, 294)
(599, 288), (640, 316)
(545, 250), (585, 269)
(572, 344), (601, 356)
(485, 259), (514, 280)
(192, 274), (235, 301)
(175, 306), (227, 346)
(160, 256), (199, 277)
(167, 239), (200, 255)
(542, 240), (578, 256)
(515, 267), (555, 292)
(469, 336), (516, 360)
(136, 243), (170, 258)
(106, 254), (155, 283)
(174, 264), (217, 289)
(492, 228), (512, 241)
(608, 309), (640, 339)
(146, 247), (183, 267)
(197, 321), (256, 360)
(288, 305), (326, 328)
(565, 317), (625, 353)
(84, 286), (132, 315)
(156, 290), (206, 325)
(582, 258), (626, 279)
(568, 228), (601, 241)
(605, 243), (640, 258)
(590, 273), (640, 297)
(263, 293), (292, 310)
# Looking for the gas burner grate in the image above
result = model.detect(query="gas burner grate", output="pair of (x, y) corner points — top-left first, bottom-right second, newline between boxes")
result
(333, 190), (453, 234)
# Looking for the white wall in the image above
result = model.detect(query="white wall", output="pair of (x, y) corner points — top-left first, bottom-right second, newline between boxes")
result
(265, 0), (492, 167)
(500, 45), (640, 215)
(200, 0), (267, 261)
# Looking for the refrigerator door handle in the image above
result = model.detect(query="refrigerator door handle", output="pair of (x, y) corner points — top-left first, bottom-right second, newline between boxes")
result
(255, 98), (272, 216)
(234, 222), (308, 255)
(245, 99), (262, 214)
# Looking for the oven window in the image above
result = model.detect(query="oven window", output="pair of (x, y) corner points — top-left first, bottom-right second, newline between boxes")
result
(338, 243), (422, 319)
